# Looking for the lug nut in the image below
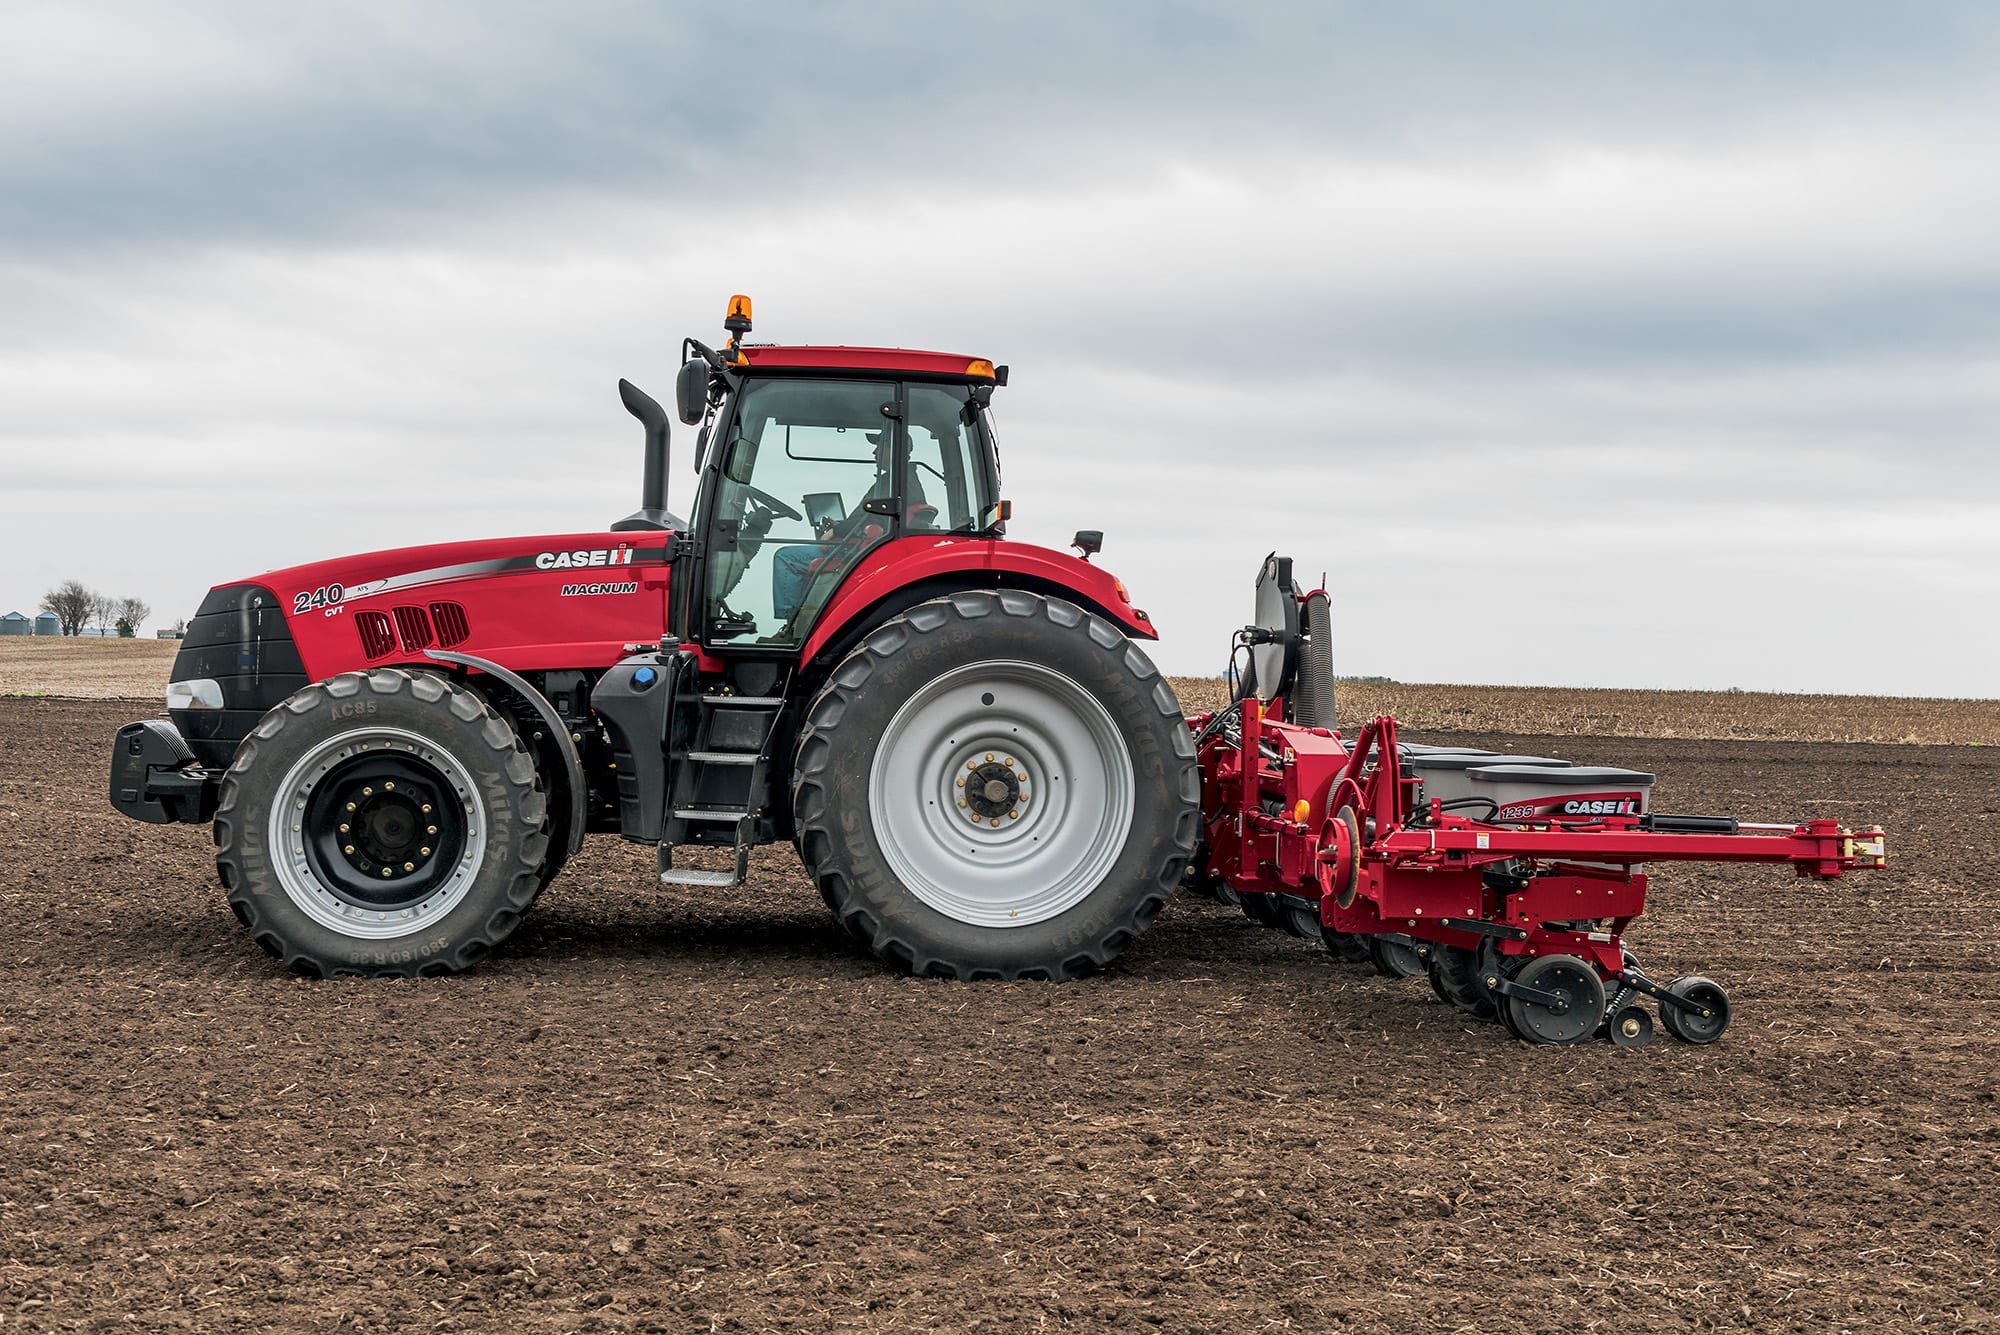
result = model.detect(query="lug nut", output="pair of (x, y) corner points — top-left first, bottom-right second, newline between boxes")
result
(1009, 811), (1019, 821)
(426, 825), (437, 835)
(985, 753), (993, 762)
(362, 786), (373, 796)
(990, 818), (999, 827)
(956, 777), (965, 787)
(1003, 756), (1014, 767)
(345, 802), (357, 812)
(384, 782), (396, 791)
(344, 844), (356, 855)
(339, 823), (350, 833)
(381, 867), (394, 877)
(958, 799), (967, 808)
(420, 846), (431, 857)
(403, 861), (415, 872)
(422, 804), (432, 814)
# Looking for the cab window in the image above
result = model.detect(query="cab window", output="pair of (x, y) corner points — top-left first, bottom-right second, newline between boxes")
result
(705, 379), (900, 646)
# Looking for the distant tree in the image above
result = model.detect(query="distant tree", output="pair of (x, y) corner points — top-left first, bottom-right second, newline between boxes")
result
(89, 593), (115, 636)
(114, 596), (150, 638)
(38, 580), (97, 636)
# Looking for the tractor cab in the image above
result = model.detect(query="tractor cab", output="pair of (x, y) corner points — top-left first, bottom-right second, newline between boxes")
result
(667, 297), (1009, 651)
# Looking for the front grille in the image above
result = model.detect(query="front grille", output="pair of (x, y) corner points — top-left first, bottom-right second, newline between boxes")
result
(429, 600), (470, 647)
(355, 611), (397, 658)
(392, 605), (433, 652)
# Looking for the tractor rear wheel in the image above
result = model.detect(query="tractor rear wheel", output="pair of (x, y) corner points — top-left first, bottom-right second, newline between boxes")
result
(213, 669), (549, 977)
(792, 590), (1200, 980)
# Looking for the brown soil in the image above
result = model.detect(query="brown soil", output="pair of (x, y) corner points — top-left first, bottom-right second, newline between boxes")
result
(3, 698), (1996, 1332)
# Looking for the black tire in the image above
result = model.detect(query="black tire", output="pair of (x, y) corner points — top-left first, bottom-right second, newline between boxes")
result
(1430, 944), (1498, 1020)
(792, 590), (1200, 980)
(1659, 975), (1732, 1045)
(213, 669), (549, 978)
(1325, 930), (1373, 965)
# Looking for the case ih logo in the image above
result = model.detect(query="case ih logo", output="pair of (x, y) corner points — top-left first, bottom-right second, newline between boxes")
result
(1498, 795), (1643, 821)
(535, 546), (635, 571)
(1563, 798), (1639, 816)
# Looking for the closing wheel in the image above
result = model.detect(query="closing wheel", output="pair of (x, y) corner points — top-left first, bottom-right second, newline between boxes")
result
(1370, 937), (1428, 979)
(212, 669), (549, 977)
(1606, 1005), (1654, 1048)
(1325, 930), (1373, 965)
(1504, 956), (1607, 1045)
(1284, 903), (1325, 940)
(793, 590), (1199, 981)
(1659, 975), (1732, 1045)
(1430, 945), (1497, 1020)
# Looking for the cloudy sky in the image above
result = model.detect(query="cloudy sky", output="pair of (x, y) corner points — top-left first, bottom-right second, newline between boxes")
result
(4, 3), (1996, 695)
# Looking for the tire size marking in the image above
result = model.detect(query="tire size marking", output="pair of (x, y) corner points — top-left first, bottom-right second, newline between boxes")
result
(292, 583), (345, 616)
(346, 935), (451, 967)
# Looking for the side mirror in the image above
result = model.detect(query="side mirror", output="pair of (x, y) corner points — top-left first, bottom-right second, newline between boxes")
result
(676, 359), (710, 426)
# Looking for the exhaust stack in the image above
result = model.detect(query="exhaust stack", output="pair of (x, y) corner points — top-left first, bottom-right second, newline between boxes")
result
(611, 378), (680, 532)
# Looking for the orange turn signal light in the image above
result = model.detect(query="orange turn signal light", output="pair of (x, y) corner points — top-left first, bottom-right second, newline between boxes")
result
(1293, 799), (1311, 823)
(964, 359), (996, 378)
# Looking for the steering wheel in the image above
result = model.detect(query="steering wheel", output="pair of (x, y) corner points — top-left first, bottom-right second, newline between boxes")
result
(739, 484), (803, 522)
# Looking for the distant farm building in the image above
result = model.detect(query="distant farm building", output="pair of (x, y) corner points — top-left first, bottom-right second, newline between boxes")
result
(34, 612), (60, 636)
(0, 612), (28, 636)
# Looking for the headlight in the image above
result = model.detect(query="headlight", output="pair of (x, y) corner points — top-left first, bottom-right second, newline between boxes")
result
(166, 678), (224, 711)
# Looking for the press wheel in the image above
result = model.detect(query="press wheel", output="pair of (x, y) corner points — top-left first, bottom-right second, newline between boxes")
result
(1659, 975), (1731, 1045)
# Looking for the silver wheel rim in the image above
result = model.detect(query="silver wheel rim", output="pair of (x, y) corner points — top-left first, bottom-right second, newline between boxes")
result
(267, 726), (487, 940)
(868, 660), (1135, 928)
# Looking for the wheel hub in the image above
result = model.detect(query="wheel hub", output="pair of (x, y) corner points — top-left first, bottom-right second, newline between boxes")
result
(271, 727), (486, 938)
(961, 758), (1026, 822)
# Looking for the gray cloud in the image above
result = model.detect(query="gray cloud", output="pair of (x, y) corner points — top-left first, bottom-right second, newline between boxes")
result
(1, 3), (1995, 696)
(7, 3), (2000, 250)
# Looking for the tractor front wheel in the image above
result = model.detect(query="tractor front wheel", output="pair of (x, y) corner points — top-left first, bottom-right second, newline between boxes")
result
(793, 591), (1199, 980)
(213, 669), (549, 977)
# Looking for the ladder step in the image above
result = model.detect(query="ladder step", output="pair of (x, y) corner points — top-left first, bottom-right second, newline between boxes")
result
(703, 695), (784, 707)
(687, 750), (758, 765)
(674, 808), (749, 822)
(659, 867), (744, 888)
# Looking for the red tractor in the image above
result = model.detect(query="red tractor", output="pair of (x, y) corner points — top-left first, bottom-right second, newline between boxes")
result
(110, 296), (1887, 1045)
(112, 297), (1197, 982)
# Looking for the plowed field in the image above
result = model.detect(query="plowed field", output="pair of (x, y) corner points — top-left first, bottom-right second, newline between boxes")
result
(3, 696), (1995, 1332)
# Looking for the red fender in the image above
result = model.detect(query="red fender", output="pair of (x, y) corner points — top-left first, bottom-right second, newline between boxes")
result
(798, 536), (1156, 668)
